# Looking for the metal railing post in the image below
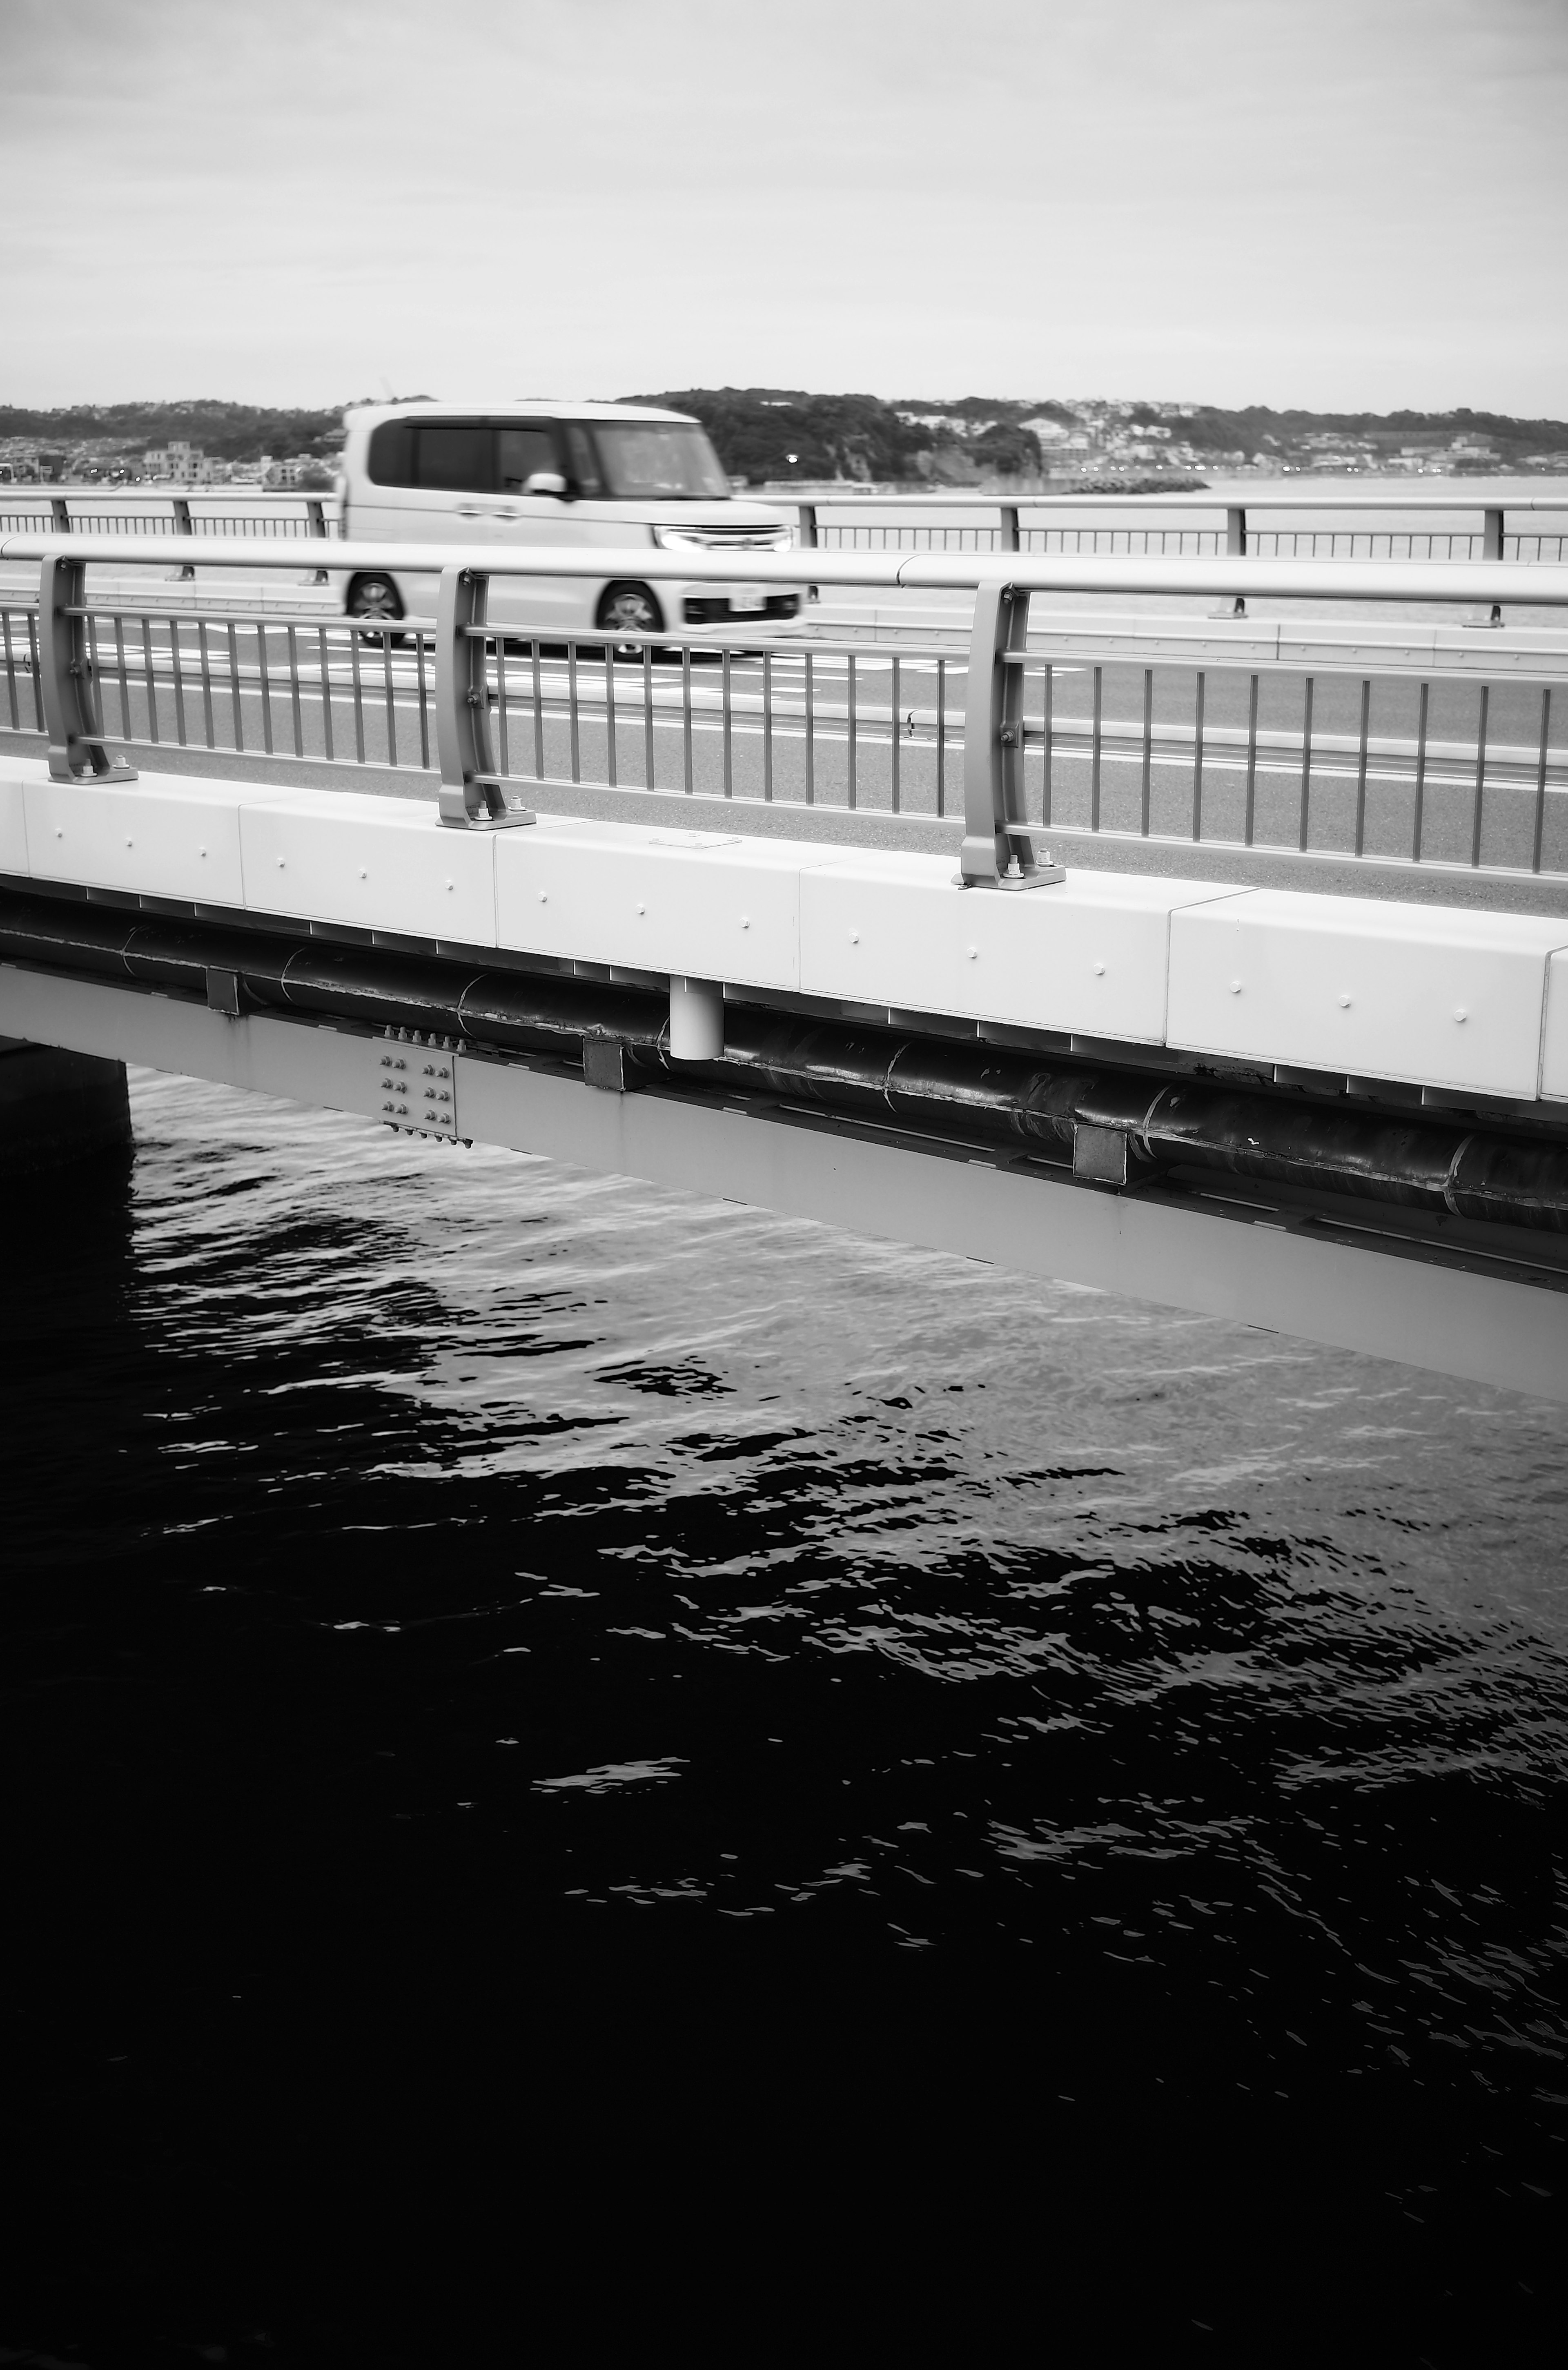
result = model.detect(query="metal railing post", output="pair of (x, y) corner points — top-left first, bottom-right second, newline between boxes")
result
(434, 567), (532, 830)
(959, 580), (1060, 891)
(1214, 503), (1247, 619)
(49, 497), (70, 534)
(797, 502), (818, 549)
(306, 495), (329, 583)
(1481, 505), (1504, 624)
(999, 503), (1020, 553)
(37, 552), (137, 782)
(173, 494), (195, 580)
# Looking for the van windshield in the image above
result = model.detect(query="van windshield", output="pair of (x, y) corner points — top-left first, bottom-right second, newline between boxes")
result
(590, 423), (728, 500)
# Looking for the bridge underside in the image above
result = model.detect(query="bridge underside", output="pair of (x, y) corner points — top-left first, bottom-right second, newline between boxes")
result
(2, 958), (1564, 1403)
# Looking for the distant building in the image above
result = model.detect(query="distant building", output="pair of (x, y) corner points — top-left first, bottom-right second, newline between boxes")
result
(143, 440), (225, 485)
(894, 413), (997, 442)
(261, 453), (331, 489)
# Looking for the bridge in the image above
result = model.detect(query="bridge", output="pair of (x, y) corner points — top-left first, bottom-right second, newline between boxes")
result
(2, 522), (1567, 1402)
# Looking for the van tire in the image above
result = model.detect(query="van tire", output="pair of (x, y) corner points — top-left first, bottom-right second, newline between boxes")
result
(595, 582), (664, 657)
(347, 573), (407, 645)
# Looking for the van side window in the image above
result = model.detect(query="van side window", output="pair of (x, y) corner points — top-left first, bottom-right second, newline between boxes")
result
(561, 424), (604, 496)
(495, 425), (559, 493)
(415, 425), (493, 492)
(366, 421), (415, 486)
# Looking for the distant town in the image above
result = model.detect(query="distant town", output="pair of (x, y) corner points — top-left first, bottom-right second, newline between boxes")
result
(2, 392), (1566, 492)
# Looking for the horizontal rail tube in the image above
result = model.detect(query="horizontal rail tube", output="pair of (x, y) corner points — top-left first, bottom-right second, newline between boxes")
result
(4, 532), (1568, 608)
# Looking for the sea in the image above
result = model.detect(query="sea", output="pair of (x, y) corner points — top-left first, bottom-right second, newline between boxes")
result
(4, 1062), (1567, 2363)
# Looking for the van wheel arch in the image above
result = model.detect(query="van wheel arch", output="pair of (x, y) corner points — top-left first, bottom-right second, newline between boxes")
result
(345, 571), (406, 641)
(595, 581), (665, 648)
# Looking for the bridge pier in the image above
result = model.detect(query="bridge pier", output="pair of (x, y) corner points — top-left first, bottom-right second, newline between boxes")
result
(0, 1040), (131, 1182)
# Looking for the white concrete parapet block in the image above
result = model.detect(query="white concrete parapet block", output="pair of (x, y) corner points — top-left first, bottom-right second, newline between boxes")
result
(0, 776), (29, 877)
(1539, 953), (1568, 1102)
(800, 850), (1236, 1042)
(16, 771), (295, 907)
(1167, 890), (1568, 1102)
(494, 817), (829, 992)
(238, 789), (500, 944)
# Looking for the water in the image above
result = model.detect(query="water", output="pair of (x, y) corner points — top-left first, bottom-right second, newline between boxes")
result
(5, 1068), (1568, 2361)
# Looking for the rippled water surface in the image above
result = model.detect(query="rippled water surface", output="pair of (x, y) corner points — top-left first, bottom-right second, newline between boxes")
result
(5, 1068), (1568, 2361)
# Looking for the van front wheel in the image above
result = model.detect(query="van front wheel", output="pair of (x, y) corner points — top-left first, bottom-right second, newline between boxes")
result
(596, 582), (663, 658)
(347, 573), (407, 646)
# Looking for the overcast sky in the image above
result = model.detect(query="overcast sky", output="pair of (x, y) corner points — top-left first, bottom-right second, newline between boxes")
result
(2, 0), (1565, 415)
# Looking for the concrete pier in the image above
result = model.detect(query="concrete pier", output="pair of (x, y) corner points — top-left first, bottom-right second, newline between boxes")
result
(0, 1039), (131, 1181)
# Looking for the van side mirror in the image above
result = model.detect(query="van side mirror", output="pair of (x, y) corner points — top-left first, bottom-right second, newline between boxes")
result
(523, 470), (568, 498)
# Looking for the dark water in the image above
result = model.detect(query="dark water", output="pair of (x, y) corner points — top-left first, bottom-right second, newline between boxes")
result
(5, 1069), (1568, 2362)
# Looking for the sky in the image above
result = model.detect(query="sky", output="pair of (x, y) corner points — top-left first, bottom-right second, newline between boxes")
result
(2, 0), (1566, 417)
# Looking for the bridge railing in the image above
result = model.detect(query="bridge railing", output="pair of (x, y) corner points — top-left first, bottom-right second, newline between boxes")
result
(793, 490), (1568, 566)
(1, 534), (1566, 891)
(4, 488), (1567, 565)
(0, 494), (336, 542)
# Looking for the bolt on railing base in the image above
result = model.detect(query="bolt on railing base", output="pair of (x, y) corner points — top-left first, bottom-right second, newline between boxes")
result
(437, 776), (536, 831)
(437, 798), (537, 832)
(47, 742), (138, 785)
(956, 854), (1065, 891)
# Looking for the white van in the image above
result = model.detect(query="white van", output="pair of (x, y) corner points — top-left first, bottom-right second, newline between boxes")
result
(334, 399), (800, 639)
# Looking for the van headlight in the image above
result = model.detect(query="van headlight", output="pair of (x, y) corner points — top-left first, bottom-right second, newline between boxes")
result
(652, 526), (708, 551)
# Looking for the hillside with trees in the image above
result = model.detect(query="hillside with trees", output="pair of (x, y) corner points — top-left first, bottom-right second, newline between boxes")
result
(0, 400), (349, 464)
(4, 392), (1564, 489)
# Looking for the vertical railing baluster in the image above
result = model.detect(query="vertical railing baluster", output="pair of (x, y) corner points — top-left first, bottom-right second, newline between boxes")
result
(1140, 666), (1154, 836)
(1192, 670), (1205, 839)
(1090, 663), (1103, 831)
(1351, 677), (1370, 856)
(349, 622), (365, 764)
(1470, 683), (1489, 868)
(140, 616), (160, 744)
(1041, 662), (1053, 826)
(86, 611), (103, 751)
(414, 628), (430, 771)
(681, 644), (693, 794)
(257, 620), (275, 755)
(316, 626), (334, 763)
(286, 625), (303, 757)
(531, 640), (543, 779)
(196, 618), (215, 748)
(604, 637), (617, 788)
(495, 634), (510, 783)
(846, 652), (857, 809)
(935, 655), (945, 817)
(804, 650), (815, 805)
(1296, 675), (1314, 851)
(26, 610), (44, 732)
(169, 619), (188, 745)
(722, 646), (732, 798)
(568, 639), (581, 782)
(226, 621), (243, 751)
(1531, 688), (1551, 875)
(382, 626), (398, 770)
(1412, 681), (1429, 861)
(2, 611), (19, 732)
(763, 648), (774, 802)
(889, 652), (899, 813)
(642, 642), (655, 790)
